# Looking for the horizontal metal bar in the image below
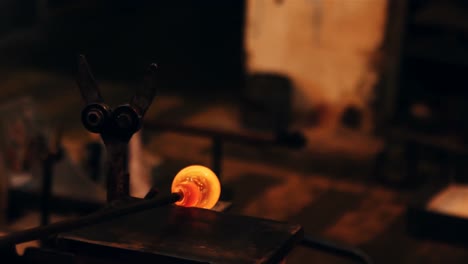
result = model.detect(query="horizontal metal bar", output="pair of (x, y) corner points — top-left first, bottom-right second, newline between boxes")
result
(143, 121), (305, 149)
(0, 193), (181, 247)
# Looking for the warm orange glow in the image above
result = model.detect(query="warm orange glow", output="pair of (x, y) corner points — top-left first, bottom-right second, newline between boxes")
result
(171, 165), (221, 209)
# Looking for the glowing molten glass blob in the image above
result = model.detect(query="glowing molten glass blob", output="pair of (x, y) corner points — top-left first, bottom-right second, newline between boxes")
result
(171, 165), (221, 209)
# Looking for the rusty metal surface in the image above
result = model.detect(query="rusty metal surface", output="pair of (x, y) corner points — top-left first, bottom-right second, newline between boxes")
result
(103, 141), (130, 202)
(56, 205), (303, 264)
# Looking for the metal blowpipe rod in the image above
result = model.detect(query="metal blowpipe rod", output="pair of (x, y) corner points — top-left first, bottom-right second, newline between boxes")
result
(0, 193), (181, 247)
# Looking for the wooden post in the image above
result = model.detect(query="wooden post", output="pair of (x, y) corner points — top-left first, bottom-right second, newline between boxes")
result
(0, 152), (7, 225)
(373, 0), (408, 134)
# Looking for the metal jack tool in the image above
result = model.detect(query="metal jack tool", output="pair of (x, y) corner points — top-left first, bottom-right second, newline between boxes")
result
(77, 55), (157, 202)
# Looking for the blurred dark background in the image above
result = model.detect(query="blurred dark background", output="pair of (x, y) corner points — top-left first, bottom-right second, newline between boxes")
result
(0, 0), (245, 94)
(1, 1), (468, 263)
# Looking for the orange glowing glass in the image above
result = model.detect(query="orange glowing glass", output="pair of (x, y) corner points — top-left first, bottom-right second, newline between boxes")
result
(171, 165), (221, 209)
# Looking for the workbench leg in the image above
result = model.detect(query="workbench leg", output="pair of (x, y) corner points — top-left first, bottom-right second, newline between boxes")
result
(211, 137), (233, 202)
(212, 137), (222, 180)
(41, 158), (53, 226)
(404, 141), (420, 188)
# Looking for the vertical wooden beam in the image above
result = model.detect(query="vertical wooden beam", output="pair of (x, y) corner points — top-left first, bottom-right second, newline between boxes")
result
(0, 153), (7, 225)
(373, 0), (408, 134)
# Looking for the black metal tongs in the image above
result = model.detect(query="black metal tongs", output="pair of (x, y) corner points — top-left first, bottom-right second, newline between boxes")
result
(0, 56), (182, 250)
(77, 55), (158, 202)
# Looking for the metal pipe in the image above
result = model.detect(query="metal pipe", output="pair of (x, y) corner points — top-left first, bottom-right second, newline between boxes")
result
(0, 193), (181, 248)
(40, 158), (53, 226)
(104, 141), (130, 202)
(144, 121), (279, 146)
(212, 137), (223, 179)
(300, 235), (373, 264)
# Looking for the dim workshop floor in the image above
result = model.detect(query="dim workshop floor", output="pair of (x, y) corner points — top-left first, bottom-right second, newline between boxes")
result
(1, 69), (468, 264)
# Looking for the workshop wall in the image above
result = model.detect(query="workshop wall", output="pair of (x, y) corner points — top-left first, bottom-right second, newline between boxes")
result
(245, 0), (388, 129)
(0, 0), (37, 36)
